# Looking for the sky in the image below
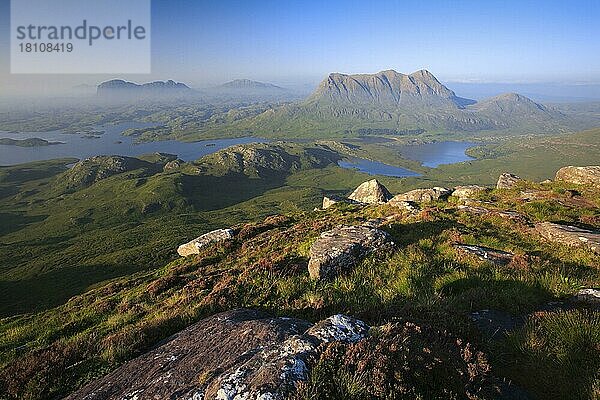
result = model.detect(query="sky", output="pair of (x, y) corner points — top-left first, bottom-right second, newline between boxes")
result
(0, 0), (599, 98)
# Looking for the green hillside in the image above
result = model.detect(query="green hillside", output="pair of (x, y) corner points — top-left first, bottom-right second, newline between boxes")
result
(1, 129), (600, 316)
(1, 174), (599, 399)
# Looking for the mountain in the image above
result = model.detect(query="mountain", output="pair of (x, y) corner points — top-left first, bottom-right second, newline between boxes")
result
(96, 79), (193, 102)
(468, 92), (572, 132)
(203, 79), (299, 103)
(307, 69), (475, 108)
(472, 92), (551, 114)
(218, 79), (285, 91)
(225, 69), (573, 137)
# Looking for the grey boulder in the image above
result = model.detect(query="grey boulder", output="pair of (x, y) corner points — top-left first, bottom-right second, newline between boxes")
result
(308, 225), (393, 280)
(66, 309), (369, 400)
(452, 185), (489, 200)
(454, 244), (514, 266)
(555, 166), (600, 187)
(535, 222), (600, 253)
(348, 179), (393, 204)
(177, 228), (235, 256)
(571, 288), (600, 306)
(389, 187), (451, 203)
(322, 195), (359, 209)
(496, 173), (523, 189)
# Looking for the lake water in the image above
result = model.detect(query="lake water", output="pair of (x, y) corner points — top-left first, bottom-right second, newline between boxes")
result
(0, 121), (264, 166)
(1, 125), (477, 176)
(338, 158), (421, 177)
(337, 141), (476, 177)
(398, 141), (476, 168)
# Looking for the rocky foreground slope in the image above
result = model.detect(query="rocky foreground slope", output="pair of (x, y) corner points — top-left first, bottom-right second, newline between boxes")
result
(1, 165), (599, 400)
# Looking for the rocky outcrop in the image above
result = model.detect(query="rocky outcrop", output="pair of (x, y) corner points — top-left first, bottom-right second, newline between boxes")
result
(457, 205), (527, 222)
(66, 309), (368, 400)
(62, 155), (153, 189)
(322, 195), (359, 209)
(198, 143), (340, 178)
(177, 228), (235, 256)
(308, 225), (393, 280)
(390, 187), (451, 203)
(348, 179), (393, 204)
(454, 244), (514, 266)
(518, 190), (549, 201)
(535, 222), (600, 253)
(571, 288), (600, 306)
(496, 173), (523, 189)
(452, 185), (489, 200)
(306, 314), (370, 343)
(555, 166), (600, 186)
(163, 159), (183, 171)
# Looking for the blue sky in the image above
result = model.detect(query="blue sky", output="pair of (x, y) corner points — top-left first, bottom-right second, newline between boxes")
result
(149, 0), (600, 83)
(1, 0), (599, 96)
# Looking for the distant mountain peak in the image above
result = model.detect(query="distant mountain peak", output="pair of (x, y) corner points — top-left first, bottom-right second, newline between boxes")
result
(96, 79), (192, 101)
(218, 79), (283, 90)
(474, 92), (549, 112)
(97, 79), (190, 90)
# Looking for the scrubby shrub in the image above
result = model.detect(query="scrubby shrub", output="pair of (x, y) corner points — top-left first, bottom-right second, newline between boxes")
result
(295, 322), (497, 400)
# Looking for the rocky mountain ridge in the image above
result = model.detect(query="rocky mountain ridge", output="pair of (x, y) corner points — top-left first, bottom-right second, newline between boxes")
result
(307, 69), (474, 108)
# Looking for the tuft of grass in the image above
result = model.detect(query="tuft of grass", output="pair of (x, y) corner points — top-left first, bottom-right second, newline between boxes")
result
(499, 309), (600, 400)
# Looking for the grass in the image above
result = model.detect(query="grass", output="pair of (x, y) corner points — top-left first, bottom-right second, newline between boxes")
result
(498, 309), (600, 400)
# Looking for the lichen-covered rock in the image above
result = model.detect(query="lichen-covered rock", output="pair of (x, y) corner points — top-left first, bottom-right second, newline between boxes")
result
(389, 187), (451, 203)
(306, 314), (370, 343)
(571, 288), (600, 305)
(348, 179), (393, 204)
(451, 185), (489, 200)
(496, 173), (523, 189)
(535, 222), (600, 253)
(66, 309), (368, 400)
(454, 244), (514, 266)
(555, 166), (600, 186)
(308, 225), (393, 280)
(178, 228), (235, 256)
(322, 196), (359, 209)
(518, 190), (549, 201)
